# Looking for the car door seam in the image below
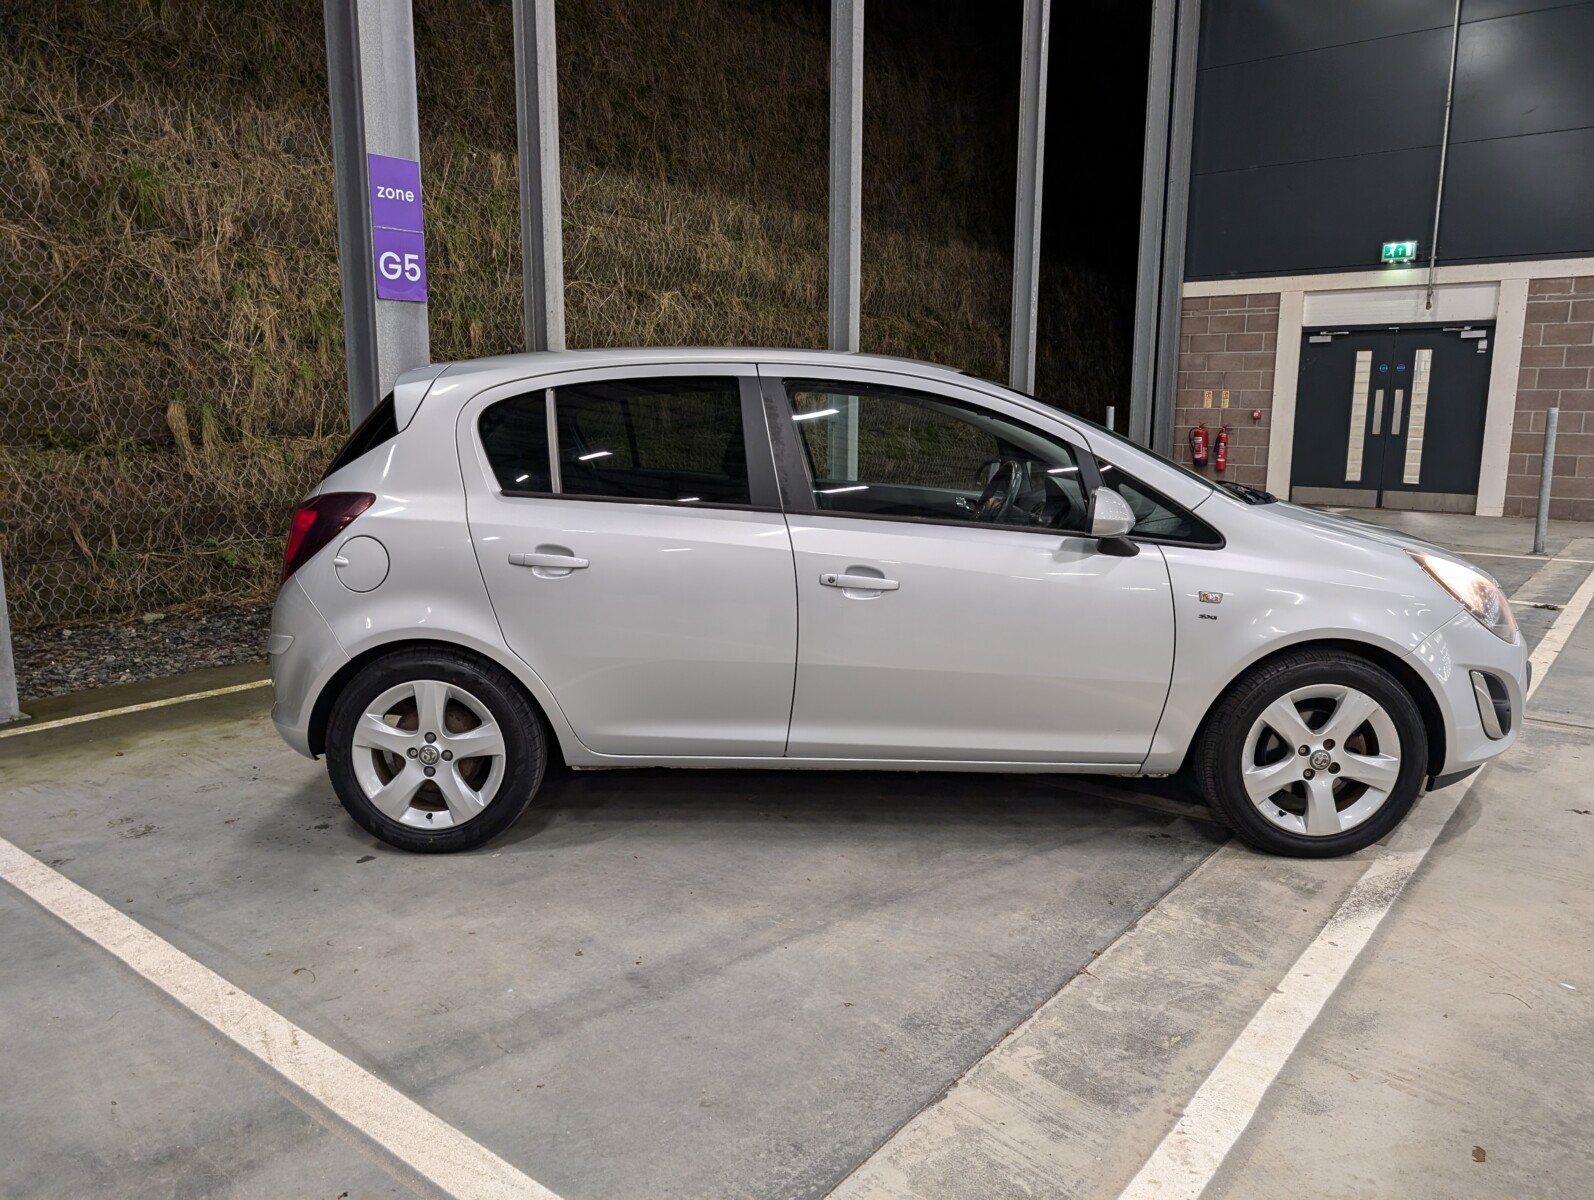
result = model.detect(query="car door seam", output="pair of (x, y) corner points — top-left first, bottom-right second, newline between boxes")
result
(1140, 544), (1180, 773)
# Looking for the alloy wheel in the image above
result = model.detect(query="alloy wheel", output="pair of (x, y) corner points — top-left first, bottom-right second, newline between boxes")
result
(1241, 684), (1402, 838)
(349, 679), (507, 829)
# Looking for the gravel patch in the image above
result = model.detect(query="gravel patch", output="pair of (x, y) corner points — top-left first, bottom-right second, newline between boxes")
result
(12, 603), (272, 702)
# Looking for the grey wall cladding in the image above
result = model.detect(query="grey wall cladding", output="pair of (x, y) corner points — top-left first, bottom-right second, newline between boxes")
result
(1187, 0), (1594, 279)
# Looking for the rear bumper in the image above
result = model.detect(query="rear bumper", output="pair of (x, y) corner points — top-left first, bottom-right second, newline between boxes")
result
(268, 577), (348, 758)
(1406, 610), (1529, 783)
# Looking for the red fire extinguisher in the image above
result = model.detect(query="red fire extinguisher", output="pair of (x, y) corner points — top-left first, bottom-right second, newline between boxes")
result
(1190, 422), (1209, 466)
(1215, 424), (1231, 473)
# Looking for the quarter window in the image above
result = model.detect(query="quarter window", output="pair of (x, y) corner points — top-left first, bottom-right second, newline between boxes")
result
(1095, 460), (1222, 545)
(783, 380), (1091, 532)
(478, 376), (752, 505)
(324, 392), (399, 479)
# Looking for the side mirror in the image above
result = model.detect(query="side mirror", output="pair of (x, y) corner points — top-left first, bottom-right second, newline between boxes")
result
(1089, 487), (1136, 537)
(1087, 488), (1139, 556)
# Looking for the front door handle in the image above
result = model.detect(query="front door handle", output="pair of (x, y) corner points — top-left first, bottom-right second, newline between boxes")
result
(510, 551), (589, 571)
(820, 572), (898, 591)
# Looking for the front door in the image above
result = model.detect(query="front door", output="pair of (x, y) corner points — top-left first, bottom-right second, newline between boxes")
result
(764, 371), (1176, 765)
(461, 368), (798, 757)
(1290, 325), (1493, 510)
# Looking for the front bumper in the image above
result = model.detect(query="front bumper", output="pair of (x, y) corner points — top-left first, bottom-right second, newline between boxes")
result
(1406, 610), (1529, 787)
(268, 577), (349, 758)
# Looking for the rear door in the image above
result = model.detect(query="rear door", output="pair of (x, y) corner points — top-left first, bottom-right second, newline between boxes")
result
(761, 368), (1177, 765)
(459, 366), (797, 757)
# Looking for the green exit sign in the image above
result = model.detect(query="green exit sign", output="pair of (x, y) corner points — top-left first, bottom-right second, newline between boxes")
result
(1381, 240), (1419, 264)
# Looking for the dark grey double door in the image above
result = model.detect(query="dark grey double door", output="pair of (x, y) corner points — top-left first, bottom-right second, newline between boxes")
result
(1290, 325), (1493, 510)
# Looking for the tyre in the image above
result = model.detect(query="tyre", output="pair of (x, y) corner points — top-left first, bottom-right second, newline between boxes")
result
(1193, 650), (1428, 858)
(326, 648), (547, 853)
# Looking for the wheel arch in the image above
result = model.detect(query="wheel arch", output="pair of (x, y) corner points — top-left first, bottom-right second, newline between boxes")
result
(308, 637), (570, 768)
(1180, 637), (1447, 779)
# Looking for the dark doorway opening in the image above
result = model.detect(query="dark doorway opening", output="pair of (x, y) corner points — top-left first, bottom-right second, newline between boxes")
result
(862, 0), (1155, 422)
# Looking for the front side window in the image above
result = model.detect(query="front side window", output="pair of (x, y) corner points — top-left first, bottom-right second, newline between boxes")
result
(477, 376), (751, 505)
(783, 380), (1090, 532)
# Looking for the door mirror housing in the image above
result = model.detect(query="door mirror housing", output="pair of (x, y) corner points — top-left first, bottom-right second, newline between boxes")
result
(1087, 487), (1139, 556)
(1088, 487), (1136, 537)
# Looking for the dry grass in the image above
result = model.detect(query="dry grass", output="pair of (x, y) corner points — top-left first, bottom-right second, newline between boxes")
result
(0, 0), (1126, 630)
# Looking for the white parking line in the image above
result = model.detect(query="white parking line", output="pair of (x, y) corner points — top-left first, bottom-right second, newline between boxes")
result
(0, 837), (562, 1200)
(1465, 552), (1594, 565)
(1526, 566), (1594, 696)
(0, 679), (271, 739)
(1116, 565), (1594, 1200)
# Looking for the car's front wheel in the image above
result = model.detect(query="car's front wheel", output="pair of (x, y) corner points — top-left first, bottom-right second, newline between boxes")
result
(326, 648), (546, 853)
(1194, 650), (1429, 857)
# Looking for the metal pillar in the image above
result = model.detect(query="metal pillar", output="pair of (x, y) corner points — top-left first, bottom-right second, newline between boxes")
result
(1151, 0), (1200, 457)
(829, 0), (863, 352)
(1128, 0), (1198, 455)
(1128, 0), (1176, 446)
(1009, 0), (1051, 395)
(325, 0), (431, 427)
(1533, 407), (1560, 555)
(513, 0), (566, 352)
(0, 553), (20, 724)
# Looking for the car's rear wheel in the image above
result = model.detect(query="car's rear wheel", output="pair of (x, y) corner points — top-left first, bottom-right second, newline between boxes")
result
(1194, 650), (1428, 857)
(326, 648), (546, 853)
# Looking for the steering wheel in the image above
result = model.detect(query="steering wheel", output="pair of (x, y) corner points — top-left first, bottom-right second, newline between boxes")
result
(973, 459), (1024, 523)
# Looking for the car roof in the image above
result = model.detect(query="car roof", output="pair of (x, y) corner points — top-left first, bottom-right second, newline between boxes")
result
(430, 346), (967, 386)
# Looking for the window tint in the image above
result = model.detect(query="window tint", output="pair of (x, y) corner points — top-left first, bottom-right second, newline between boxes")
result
(324, 392), (398, 479)
(785, 380), (1090, 532)
(557, 377), (750, 505)
(1096, 460), (1222, 545)
(479, 390), (551, 492)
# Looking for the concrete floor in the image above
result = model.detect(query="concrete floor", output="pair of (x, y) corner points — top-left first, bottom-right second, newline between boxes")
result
(2, 513), (1591, 1199)
(0, 691), (1223, 1199)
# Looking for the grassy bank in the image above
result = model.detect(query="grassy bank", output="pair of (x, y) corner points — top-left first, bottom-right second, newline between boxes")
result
(0, 0), (1126, 631)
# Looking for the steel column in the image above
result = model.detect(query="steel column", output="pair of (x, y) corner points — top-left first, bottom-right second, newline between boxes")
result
(829, 0), (864, 352)
(1008, 0), (1051, 394)
(0, 553), (20, 724)
(513, 0), (566, 352)
(325, 0), (430, 427)
(1128, 0), (1177, 446)
(1150, 0), (1200, 458)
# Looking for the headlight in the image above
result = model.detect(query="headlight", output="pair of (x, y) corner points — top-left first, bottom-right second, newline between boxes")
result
(1410, 551), (1518, 643)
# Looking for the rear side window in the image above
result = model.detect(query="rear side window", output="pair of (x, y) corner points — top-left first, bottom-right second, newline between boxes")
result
(479, 390), (551, 492)
(557, 377), (750, 504)
(324, 393), (398, 479)
(479, 376), (752, 506)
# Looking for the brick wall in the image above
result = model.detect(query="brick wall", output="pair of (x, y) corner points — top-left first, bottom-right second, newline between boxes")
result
(1172, 293), (1280, 489)
(1507, 276), (1594, 521)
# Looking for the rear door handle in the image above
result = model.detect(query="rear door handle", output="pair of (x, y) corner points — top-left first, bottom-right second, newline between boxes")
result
(820, 572), (898, 591)
(510, 551), (589, 570)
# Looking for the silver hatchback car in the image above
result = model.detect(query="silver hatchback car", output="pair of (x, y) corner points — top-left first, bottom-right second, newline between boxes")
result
(269, 348), (1526, 857)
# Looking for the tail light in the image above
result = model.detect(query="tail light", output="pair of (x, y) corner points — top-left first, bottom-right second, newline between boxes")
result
(281, 492), (375, 582)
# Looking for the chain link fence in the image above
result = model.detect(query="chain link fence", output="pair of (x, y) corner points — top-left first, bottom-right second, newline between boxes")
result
(0, 2), (346, 634)
(1, 0), (1126, 686)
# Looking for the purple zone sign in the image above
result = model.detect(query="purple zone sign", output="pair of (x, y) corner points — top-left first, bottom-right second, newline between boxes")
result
(368, 153), (427, 302)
